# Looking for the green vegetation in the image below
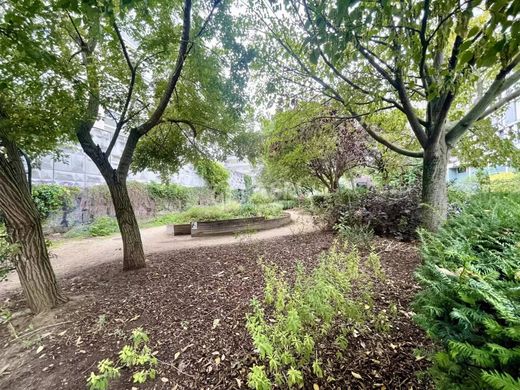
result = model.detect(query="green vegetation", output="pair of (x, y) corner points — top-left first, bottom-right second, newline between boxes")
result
(32, 184), (80, 219)
(414, 193), (520, 389)
(195, 160), (231, 198)
(0, 224), (15, 281)
(64, 217), (119, 239)
(151, 202), (283, 226)
(87, 328), (157, 390)
(246, 243), (381, 389)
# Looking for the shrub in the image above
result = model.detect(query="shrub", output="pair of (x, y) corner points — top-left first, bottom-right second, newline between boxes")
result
(334, 222), (374, 249)
(152, 202), (284, 225)
(250, 192), (273, 205)
(485, 172), (520, 193)
(315, 186), (420, 240)
(414, 193), (520, 389)
(0, 224), (16, 281)
(88, 216), (119, 237)
(246, 243), (380, 389)
(32, 184), (79, 219)
(146, 182), (192, 210)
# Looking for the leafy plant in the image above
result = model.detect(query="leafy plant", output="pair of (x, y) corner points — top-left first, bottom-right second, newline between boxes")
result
(195, 160), (230, 198)
(88, 217), (119, 237)
(328, 185), (421, 241)
(0, 224), (16, 281)
(87, 328), (157, 390)
(246, 243), (379, 388)
(414, 193), (520, 389)
(334, 222), (374, 249)
(32, 184), (79, 219)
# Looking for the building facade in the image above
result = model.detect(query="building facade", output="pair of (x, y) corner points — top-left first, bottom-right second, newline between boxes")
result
(32, 114), (255, 190)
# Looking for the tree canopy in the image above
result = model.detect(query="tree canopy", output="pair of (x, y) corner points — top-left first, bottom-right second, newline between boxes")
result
(263, 103), (375, 192)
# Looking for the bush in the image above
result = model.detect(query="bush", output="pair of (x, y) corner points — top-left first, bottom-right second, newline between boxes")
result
(414, 193), (520, 389)
(146, 182), (192, 210)
(32, 184), (79, 219)
(88, 216), (119, 237)
(246, 243), (381, 389)
(486, 172), (520, 193)
(315, 186), (420, 241)
(250, 193), (274, 205)
(152, 202), (284, 225)
(0, 224), (16, 281)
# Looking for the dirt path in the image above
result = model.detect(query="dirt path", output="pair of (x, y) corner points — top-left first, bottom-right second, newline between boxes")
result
(0, 210), (318, 296)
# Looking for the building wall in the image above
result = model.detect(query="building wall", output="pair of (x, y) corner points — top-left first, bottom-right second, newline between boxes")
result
(32, 115), (249, 190)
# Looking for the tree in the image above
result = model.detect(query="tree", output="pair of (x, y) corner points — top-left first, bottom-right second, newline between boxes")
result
(195, 159), (230, 198)
(0, 1), (77, 312)
(263, 104), (374, 192)
(250, 0), (520, 230)
(54, 0), (238, 270)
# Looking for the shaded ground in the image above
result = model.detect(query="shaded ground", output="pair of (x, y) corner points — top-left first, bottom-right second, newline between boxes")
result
(0, 232), (432, 389)
(0, 210), (316, 295)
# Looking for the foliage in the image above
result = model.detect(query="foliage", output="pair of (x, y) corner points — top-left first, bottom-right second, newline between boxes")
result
(195, 160), (231, 197)
(263, 104), (374, 192)
(246, 243), (381, 388)
(249, 0), (520, 230)
(152, 201), (283, 225)
(328, 186), (422, 241)
(87, 328), (157, 390)
(334, 223), (374, 249)
(146, 182), (192, 211)
(0, 224), (16, 281)
(485, 172), (520, 193)
(32, 184), (79, 219)
(88, 217), (119, 237)
(250, 192), (274, 205)
(414, 193), (520, 389)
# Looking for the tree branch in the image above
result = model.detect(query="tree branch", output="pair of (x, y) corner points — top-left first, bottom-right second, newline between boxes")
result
(446, 56), (520, 147)
(134, 0), (193, 137)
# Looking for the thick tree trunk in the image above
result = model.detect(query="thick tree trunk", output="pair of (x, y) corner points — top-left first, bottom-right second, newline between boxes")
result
(421, 139), (449, 232)
(0, 138), (67, 313)
(106, 178), (146, 270)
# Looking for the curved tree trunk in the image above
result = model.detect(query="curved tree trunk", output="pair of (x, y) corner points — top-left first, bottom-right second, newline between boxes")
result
(106, 177), (146, 271)
(421, 139), (449, 232)
(0, 138), (67, 313)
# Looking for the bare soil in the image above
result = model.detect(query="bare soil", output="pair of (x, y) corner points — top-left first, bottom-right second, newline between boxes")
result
(0, 231), (432, 390)
(0, 210), (317, 295)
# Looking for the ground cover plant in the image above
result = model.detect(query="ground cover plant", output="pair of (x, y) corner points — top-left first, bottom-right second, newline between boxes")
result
(414, 193), (520, 389)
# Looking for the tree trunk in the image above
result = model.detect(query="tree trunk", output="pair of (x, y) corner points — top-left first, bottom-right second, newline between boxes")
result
(0, 138), (67, 313)
(106, 177), (146, 270)
(421, 139), (449, 232)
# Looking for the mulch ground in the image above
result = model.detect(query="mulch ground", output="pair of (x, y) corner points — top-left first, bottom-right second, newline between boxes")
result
(0, 232), (433, 389)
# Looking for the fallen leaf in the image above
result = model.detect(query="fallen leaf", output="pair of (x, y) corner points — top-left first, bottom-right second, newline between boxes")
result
(235, 378), (242, 388)
(212, 319), (220, 329)
(160, 377), (169, 383)
(214, 356), (221, 365)
(174, 352), (180, 361)
(36, 345), (44, 354)
(313, 384), (320, 390)
(351, 371), (362, 379)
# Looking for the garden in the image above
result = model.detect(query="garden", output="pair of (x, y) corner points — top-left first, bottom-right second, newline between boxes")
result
(1, 1), (520, 389)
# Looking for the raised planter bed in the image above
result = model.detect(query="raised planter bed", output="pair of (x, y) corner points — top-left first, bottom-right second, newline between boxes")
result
(191, 212), (291, 237)
(166, 223), (191, 236)
(166, 213), (292, 237)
